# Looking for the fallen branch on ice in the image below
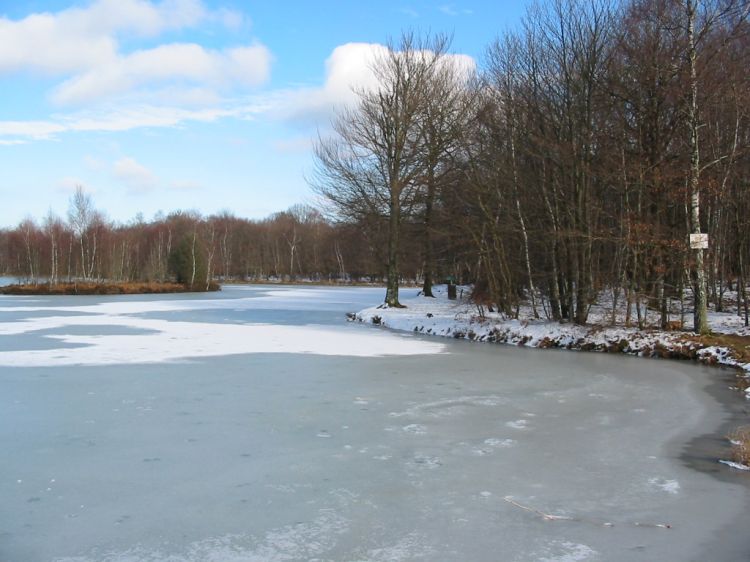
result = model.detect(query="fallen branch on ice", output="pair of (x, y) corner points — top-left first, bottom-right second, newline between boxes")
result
(503, 497), (671, 529)
(503, 497), (575, 522)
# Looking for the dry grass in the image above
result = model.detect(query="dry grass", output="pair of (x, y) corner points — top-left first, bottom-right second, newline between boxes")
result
(704, 334), (750, 363)
(0, 281), (220, 295)
(680, 333), (750, 364)
(728, 426), (750, 466)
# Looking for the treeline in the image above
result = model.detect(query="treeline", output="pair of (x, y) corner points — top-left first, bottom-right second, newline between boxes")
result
(0, 188), (430, 287)
(312, 0), (750, 331)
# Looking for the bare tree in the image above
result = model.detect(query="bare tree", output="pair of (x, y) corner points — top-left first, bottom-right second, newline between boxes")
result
(486, 33), (539, 317)
(313, 33), (453, 307)
(19, 216), (38, 282)
(67, 185), (99, 280)
(43, 210), (64, 285)
(417, 47), (473, 297)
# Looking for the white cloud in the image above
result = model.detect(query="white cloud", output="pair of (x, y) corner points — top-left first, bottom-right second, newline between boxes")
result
(280, 43), (387, 124)
(0, 101), (269, 141)
(212, 7), (246, 31)
(0, 1), (271, 108)
(280, 42), (475, 126)
(0, 0), (206, 75)
(51, 42), (272, 105)
(438, 4), (473, 16)
(0, 120), (66, 139)
(114, 157), (158, 192)
(70, 0), (206, 37)
(112, 157), (205, 193)
(0, 14), (116, 75)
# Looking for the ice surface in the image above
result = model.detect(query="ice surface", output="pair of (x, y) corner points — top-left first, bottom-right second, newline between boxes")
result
(648, 478), (681, 494)
(0, 287), (443, 365)
(0, 285), (748, 561)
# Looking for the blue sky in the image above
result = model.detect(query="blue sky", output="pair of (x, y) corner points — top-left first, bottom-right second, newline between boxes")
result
(0, 0), (529, 227)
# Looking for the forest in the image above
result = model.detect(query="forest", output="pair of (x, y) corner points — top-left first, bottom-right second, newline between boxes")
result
(0, 190), (398, 290)
(1, 0), (748, 333)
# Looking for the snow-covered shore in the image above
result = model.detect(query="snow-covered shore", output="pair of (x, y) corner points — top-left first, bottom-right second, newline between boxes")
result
(353, 286), (750, 390)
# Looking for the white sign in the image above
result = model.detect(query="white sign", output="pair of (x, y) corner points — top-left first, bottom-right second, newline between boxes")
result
(689, 233), (708, 249)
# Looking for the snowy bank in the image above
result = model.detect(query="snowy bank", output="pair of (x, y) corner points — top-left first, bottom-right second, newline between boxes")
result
(353, 286), (750, 391)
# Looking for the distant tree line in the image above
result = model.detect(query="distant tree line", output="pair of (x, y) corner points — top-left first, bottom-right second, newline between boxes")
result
(0, 187), (428, 288)
(312, 0), (750, 332)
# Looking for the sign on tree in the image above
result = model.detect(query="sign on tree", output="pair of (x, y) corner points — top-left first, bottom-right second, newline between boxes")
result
(689, 233), (708, 249)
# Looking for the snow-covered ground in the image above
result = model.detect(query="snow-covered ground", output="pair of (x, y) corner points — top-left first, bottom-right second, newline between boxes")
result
(354, 285), (750, 384)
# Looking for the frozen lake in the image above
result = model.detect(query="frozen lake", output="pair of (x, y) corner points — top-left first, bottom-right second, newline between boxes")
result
(0, 285), (748, 561)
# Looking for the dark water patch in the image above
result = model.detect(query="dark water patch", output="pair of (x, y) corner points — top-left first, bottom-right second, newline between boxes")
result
(0, 334), (89, 352)
(0, 309), (97, 322)
(35, 325), (160, 337)
(680, 367), (750, 561)
(681, 368), (750, 480)
(139, 306), (357, 327)
(0, 325), (159, 353)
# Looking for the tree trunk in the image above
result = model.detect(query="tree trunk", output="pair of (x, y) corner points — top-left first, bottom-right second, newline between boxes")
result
(422, 170), (436, 298)
(190, 230), (197, 289)
(384, 184), (403, 307)
(686, 0), (709, 334)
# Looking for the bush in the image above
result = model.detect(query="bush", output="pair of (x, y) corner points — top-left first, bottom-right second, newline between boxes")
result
(168, 234), (207, 288)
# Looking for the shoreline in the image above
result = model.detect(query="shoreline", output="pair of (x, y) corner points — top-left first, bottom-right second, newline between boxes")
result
(670, 362), (750, 560)
(0, 281), (221, 295)
(352, 287), (750, 385)
(351, 286), (750, 474)
(692, 369), (750, 560)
